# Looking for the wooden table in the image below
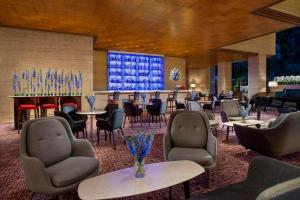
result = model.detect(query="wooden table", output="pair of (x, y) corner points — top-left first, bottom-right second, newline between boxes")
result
(76, 110), (106, 136)
(78, 160), (204, 200)
(222, 119), (264, 140)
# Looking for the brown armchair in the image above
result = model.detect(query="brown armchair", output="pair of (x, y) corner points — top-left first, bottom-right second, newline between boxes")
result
(163, 111), (217, 187)
(234, 112), (300, 157)
(20, 117), (99, 198)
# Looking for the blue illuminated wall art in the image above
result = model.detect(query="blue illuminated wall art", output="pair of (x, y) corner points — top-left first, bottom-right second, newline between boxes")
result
(108, 51), (164, 91)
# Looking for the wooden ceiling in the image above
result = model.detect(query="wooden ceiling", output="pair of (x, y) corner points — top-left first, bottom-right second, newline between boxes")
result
(0, 0), (297, 58)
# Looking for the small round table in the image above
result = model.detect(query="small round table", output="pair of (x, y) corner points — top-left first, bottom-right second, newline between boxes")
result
(76, 110), (106, 136)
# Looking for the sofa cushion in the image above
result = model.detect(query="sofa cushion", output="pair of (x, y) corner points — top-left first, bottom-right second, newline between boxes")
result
(27, 118), (72, 167)
(268, 114), (286, 128)
(256, 177), (300, 200)
(170, 112), (208, 148)
(168, 147), (213, 166)
(229, 116), (243, 121)
(46, 156), (99, 187)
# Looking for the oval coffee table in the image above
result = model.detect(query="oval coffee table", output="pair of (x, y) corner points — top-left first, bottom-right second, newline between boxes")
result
(78, 160), (204, 200)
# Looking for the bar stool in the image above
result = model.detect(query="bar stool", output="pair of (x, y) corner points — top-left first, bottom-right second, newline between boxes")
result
(149, 91), (160, 102)
(129, 91), (140, 104)
(40, 97), (58, 117)
(61, 102), (78, 110)
(17, 104), (38, 133)
(167, 90), (178, 111)
(108, 91), (120, 105)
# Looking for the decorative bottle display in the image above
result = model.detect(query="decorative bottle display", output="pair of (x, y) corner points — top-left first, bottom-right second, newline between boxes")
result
(108, 51), (164, 91)
(12, 69), (83, 96)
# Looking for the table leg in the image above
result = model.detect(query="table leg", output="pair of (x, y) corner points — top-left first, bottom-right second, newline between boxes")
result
(183, 181), (190, 199)
(90, 115), (93, 136)
(226, 126), (230, 140)
(168, 187), (172, 200)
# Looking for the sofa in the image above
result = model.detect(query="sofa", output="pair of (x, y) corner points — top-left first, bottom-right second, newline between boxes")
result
(189, 156), (300, 200)
(234, 112), (300, 157)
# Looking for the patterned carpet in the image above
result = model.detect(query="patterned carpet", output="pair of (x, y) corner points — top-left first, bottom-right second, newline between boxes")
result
(1, 111), (300, 200)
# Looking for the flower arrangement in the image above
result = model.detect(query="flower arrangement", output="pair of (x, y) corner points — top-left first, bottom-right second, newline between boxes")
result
(274, 75), (300, 85)
(169, 67), (181, 82)
(124, 130), (155, 178)
(85, 95), (96, 112)
(228, 90), (233, 98)
(240, 106), (250, 122)
(12, 69), (83, 96)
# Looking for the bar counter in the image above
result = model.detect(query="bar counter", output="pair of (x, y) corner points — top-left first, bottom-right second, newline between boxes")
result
(93, 90), (193, 109)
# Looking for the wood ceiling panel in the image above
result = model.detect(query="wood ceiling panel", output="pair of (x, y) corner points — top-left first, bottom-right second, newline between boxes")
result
(0, 0), (297, 59)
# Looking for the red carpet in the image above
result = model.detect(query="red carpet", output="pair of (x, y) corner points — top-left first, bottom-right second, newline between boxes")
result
(1, 111), (300, 200)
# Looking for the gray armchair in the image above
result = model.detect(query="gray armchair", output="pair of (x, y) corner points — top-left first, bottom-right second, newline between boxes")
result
(164, 111), (217, 187)
(20, 117), (99, 198)
(186, 101), (219, 135)
(189, 156), (300, 200)
(221, 99), (243, 122)
(234, 112), (300, 157)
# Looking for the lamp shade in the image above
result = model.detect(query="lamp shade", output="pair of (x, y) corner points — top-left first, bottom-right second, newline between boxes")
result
(268, 81), (278, 87)
(190, 83), (196, 88)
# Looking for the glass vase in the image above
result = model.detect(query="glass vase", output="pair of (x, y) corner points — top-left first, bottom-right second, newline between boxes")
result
(88, 102), (94, 112)
(134, 157), (145, 178)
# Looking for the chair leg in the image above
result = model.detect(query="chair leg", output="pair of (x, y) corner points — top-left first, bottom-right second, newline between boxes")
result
(97, 128), (99, 144)
(207, 170), (212, 188)
(111, 130), (116, 150)
(104, 130), (107, 141)
(123, 116), (126, 127)
(120, 128), (125, 144)
(17, 110), (20, 134)
(159, 116), (162, 128)
(163, 114), (167, 125)
(30, 192), (36, 200)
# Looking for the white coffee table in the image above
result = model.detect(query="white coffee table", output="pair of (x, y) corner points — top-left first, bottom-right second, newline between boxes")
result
(78, 160), (204, 200)
(222, 119), (264, 140)
(76, 110), (106, 136)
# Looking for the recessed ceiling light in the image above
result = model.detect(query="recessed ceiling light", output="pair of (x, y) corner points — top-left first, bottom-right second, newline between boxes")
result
(136, 45), (139, 48)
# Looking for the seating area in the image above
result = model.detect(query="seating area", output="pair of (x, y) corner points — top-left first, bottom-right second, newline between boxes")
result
(1, 1), (300, 200)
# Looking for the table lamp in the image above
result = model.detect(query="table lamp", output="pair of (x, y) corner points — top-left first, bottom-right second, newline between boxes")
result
(190, 83), (196, 90)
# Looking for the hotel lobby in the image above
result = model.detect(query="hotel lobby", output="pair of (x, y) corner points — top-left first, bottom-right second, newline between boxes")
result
(1, 0), (300, 200)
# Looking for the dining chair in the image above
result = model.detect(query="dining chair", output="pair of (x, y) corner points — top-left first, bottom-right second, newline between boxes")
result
(96, 109), (125, 150)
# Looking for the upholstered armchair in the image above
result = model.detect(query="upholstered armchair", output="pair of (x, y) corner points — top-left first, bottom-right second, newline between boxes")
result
(54, 111), (86, 138)
(20, 117), (99, 198)
(221, 99), (243, 122)
(164, 111), (217, 187)
(186, 101), (219, 134)
(234, 112), (300, 157)
(96, 108), (125, 149)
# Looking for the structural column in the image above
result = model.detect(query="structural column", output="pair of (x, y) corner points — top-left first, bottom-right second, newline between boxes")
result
(248, 54), (267, 97)
(217, 53), (232, 94)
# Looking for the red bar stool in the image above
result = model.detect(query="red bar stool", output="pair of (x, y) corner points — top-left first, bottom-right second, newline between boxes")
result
(41, 103), (58, 117)
(17, 104), (38, 133)
(39, 97), (58, 117)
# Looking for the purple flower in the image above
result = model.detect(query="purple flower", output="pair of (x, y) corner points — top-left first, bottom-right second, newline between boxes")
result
(124, 131), (155, 161)
(32, 69), (36, 78)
